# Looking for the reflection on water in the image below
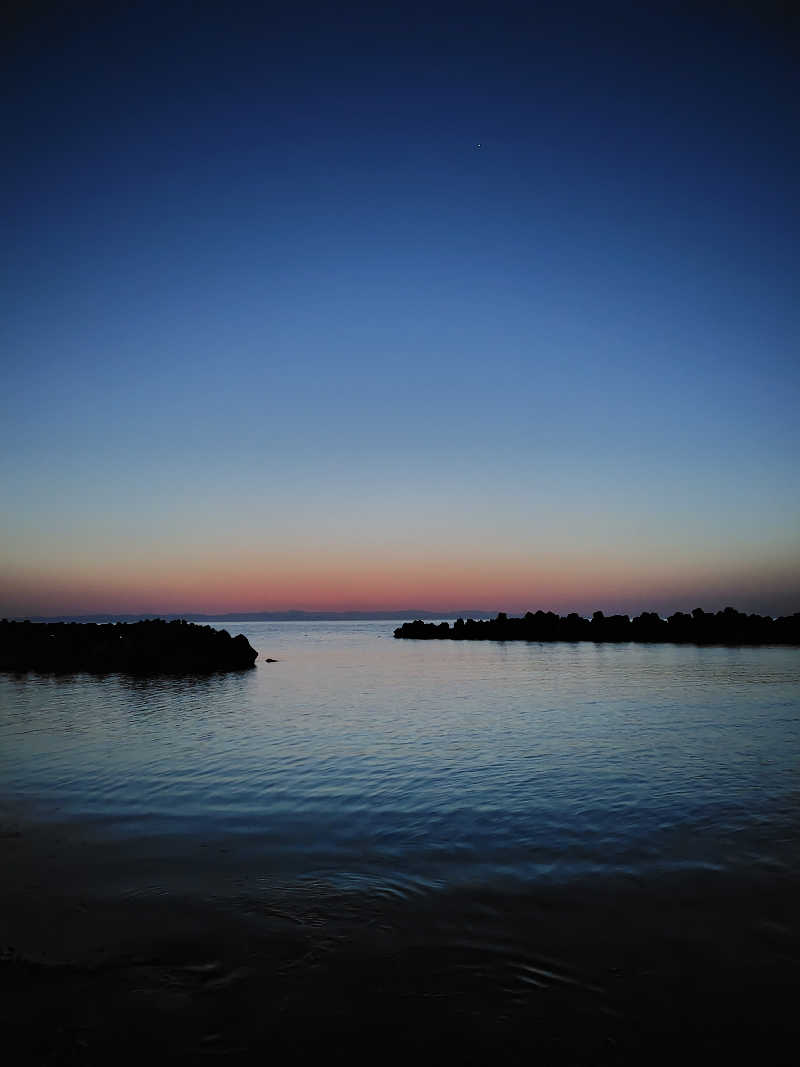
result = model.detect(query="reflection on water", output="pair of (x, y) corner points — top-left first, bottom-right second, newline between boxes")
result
(1, 621), (799, 897)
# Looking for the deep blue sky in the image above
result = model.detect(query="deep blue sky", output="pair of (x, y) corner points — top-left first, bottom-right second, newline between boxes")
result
(2, 2), (798, 615)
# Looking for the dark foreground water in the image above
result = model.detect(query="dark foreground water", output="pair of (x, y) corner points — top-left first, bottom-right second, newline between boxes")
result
(1, 621), (799, 1063)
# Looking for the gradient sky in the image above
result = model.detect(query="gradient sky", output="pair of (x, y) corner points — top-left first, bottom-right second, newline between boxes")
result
(2, 1), (799, 617)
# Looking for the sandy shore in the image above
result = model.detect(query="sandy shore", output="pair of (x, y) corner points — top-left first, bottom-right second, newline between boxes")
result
(2, 813), (799, 1064)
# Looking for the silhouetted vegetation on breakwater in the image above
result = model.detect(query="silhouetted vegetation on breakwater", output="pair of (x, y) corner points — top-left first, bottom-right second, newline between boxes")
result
(0, 619), (258, 674)
(395, 608), (800, 645)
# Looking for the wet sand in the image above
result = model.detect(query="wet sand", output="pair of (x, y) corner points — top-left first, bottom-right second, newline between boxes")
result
(2, 817), (799, 1065)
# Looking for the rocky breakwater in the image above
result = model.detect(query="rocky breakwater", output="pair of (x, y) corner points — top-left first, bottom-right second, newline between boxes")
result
(0, 619), (258, 674)
(395, 607), (800, 645)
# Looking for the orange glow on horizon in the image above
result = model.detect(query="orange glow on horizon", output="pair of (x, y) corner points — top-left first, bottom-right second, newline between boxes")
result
(3, 543), (798, 617)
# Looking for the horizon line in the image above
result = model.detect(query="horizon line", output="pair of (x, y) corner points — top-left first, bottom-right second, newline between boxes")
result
(5, 609), (496, 622)
(6, 604), (799, 624)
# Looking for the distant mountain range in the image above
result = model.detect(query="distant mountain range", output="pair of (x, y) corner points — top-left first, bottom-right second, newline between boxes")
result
(11, 610), (494, 624)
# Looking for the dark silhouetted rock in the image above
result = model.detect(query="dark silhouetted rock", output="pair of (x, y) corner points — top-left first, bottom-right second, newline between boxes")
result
(0, 619), (258, 674)
(394, 610), (800, 646)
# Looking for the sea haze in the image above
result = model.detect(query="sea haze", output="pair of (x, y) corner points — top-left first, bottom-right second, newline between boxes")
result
(1, 620), (798, 899)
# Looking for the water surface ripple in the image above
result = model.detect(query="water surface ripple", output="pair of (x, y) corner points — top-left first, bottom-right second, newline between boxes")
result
(1, 621), (798, 899)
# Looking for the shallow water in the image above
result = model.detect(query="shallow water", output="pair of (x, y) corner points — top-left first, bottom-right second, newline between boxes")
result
(1, 621), (798, 900)
(3, 622), (800, 1062)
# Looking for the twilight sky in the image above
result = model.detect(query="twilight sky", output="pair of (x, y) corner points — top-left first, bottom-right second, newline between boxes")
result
(2, 1), (798, 617)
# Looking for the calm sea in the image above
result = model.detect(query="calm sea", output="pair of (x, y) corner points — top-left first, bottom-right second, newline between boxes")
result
(1, 620), (798, 901)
